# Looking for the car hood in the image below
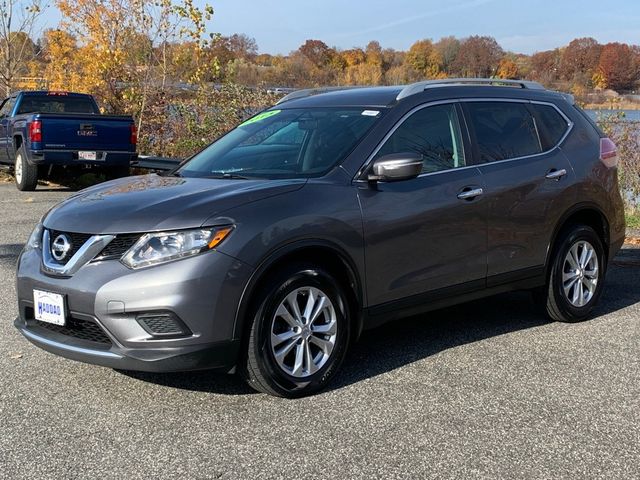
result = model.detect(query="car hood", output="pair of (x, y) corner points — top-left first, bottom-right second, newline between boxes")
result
(43, 174), (306, 234)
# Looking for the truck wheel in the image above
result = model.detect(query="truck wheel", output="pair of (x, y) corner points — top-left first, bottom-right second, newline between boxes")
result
(242, 263), (351, 397)
(14, 146), (38, 191)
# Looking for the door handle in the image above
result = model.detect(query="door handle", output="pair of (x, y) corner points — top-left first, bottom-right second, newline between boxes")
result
(457, 187), (483, 200)
(545, 168), (567, 180)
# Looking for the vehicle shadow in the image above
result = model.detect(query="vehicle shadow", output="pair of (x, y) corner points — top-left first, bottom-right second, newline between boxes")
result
(98, 247), (640, 395)
(119, 369), (257, 396)
(331, 248), (640, 392)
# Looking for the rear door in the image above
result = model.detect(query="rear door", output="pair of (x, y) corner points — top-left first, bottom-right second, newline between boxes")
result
(358, 102), (488, 308)
(462, 100), (576, 283)
(0, 97), (16, 163)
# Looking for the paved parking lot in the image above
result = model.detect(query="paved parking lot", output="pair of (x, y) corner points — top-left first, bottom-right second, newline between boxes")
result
(0, 182), (638, 479)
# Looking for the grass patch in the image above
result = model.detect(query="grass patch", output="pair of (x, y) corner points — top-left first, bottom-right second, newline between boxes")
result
(625, 212), (640, 230)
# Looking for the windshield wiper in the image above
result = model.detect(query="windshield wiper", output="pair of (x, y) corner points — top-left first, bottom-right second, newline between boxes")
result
(206, 173), (255, 180)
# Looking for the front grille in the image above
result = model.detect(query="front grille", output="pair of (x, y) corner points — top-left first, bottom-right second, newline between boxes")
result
(94, 234), (140, 261)
(33, 316), (112, 346)
(48, 230), (92, 265)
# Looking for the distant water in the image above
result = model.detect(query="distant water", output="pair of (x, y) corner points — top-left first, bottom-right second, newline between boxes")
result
(586, 110), (640, 121)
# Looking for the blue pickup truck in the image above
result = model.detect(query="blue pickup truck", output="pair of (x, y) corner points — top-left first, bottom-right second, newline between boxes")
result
(0, 91), (138, 190)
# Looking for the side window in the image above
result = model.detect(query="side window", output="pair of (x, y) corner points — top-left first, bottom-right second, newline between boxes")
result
(466, 102), (542, 162)
(532, 104), (570, 150)
(375, 103), (465, 174)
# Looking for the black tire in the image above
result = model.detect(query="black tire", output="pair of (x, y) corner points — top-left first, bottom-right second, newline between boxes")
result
(242, 263), (351, 398)
(14, 145), (38, 191)
(538, 224), (606, 322)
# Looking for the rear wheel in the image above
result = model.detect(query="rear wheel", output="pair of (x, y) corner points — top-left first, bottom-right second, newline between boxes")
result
(242, 264), (351, 397)
(539, 225), (606, 322)
(14, 146), (38, 191)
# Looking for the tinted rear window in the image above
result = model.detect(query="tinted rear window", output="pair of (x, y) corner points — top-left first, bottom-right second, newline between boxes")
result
(17, 95), (98, 115)
(466, 102), (542, 162)
(532, 104), (570, 149)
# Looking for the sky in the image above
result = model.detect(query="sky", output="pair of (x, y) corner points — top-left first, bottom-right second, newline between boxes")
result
(40, 0), (640, 54)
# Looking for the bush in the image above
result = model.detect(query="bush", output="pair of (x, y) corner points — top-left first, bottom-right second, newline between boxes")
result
(138, 83), (278, 160)
(597, 113), (640, 213)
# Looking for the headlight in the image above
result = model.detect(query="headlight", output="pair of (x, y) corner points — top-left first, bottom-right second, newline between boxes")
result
(25, 221), (44, 251)
(121, 226), (234, 269)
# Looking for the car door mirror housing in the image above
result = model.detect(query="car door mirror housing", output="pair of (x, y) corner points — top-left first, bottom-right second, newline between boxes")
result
(368, 153), (423, 182)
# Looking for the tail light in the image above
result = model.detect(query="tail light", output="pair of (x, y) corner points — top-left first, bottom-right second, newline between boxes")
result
(130, 124), (138, 146)
(29, 120), (42, 143)
(600, 137), (618, 168)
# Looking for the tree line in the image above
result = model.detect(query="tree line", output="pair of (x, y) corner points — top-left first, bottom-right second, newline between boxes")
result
(1, 0), (639, 158)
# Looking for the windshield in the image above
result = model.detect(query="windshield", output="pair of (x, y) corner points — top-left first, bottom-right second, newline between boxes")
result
(178, 107), (383, 179)
(17, 95), (98, 115)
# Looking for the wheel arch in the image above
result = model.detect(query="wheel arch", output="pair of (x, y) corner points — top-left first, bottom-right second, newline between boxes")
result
(233, 239), (365, 344)
(13, 134), (24, 151)
(545, 203), (610, 277)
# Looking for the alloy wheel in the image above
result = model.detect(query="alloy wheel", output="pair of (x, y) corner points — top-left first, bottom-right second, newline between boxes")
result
(562, 240), (599, 307)
(270, 286), (338, 378)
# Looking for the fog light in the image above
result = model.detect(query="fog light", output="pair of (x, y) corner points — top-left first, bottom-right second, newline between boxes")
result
(136, 312), (191, 338)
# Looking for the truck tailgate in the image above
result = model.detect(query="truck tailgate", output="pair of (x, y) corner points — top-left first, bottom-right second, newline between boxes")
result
(37, 114), (134, 151)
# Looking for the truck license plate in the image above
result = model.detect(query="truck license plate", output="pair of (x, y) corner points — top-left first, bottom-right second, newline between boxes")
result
(78, 151), (97, 161)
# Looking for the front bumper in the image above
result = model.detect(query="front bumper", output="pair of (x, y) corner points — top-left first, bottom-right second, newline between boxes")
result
(14, 317), (240, 372)
(15, 246), (253, 372)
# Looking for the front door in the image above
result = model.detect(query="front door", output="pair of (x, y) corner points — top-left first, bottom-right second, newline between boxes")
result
(358, 102), (488, 308)
(0, 97), (14, 164)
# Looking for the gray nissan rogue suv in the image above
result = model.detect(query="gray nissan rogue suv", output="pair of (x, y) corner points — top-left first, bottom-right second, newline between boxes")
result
(15, 79), (625, 397)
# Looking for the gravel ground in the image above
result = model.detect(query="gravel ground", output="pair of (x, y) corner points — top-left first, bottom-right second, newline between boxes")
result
(0, 183), (638, 479)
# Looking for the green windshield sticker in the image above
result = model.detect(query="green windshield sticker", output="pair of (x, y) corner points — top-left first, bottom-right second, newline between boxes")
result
(240, 109), (281, 127)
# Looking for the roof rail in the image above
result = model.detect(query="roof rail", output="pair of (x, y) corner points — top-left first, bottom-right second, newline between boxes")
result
(396, 78), (545, 101)
(276, 86), (363, 105)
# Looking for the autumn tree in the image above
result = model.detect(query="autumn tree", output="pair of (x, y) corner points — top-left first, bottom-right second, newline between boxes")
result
(529, 49), (561, 84)
(497, 58), (518, 79)
(298, 39), (332, 68)
(41, 29), (83, 91)
(0, 0), (44, 95)
(405, 39), (442, 79)
(365, 40), (384, 68)
(341, 48), (366, 67)
(52, 0), (214, 138)
(596, 42), (637, 91)
(559, 37), (601, 83)
(452, 36), (503, 77)
(434, 36), (460, 75)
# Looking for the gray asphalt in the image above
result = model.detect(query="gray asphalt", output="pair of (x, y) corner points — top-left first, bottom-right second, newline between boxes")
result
(0, 182), (638, 479)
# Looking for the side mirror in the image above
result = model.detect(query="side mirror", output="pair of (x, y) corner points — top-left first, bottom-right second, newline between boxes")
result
(368, 153), (423, 182)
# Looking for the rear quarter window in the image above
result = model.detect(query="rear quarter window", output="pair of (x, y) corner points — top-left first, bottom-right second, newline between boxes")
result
(466, 102), (542, 162)
(531, 104), (571, 150)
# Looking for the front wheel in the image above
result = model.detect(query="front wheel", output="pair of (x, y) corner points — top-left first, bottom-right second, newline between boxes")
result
(539, 225), (606, 322)
(14, 146), (38, 191)
(242, 264), (351, 397)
